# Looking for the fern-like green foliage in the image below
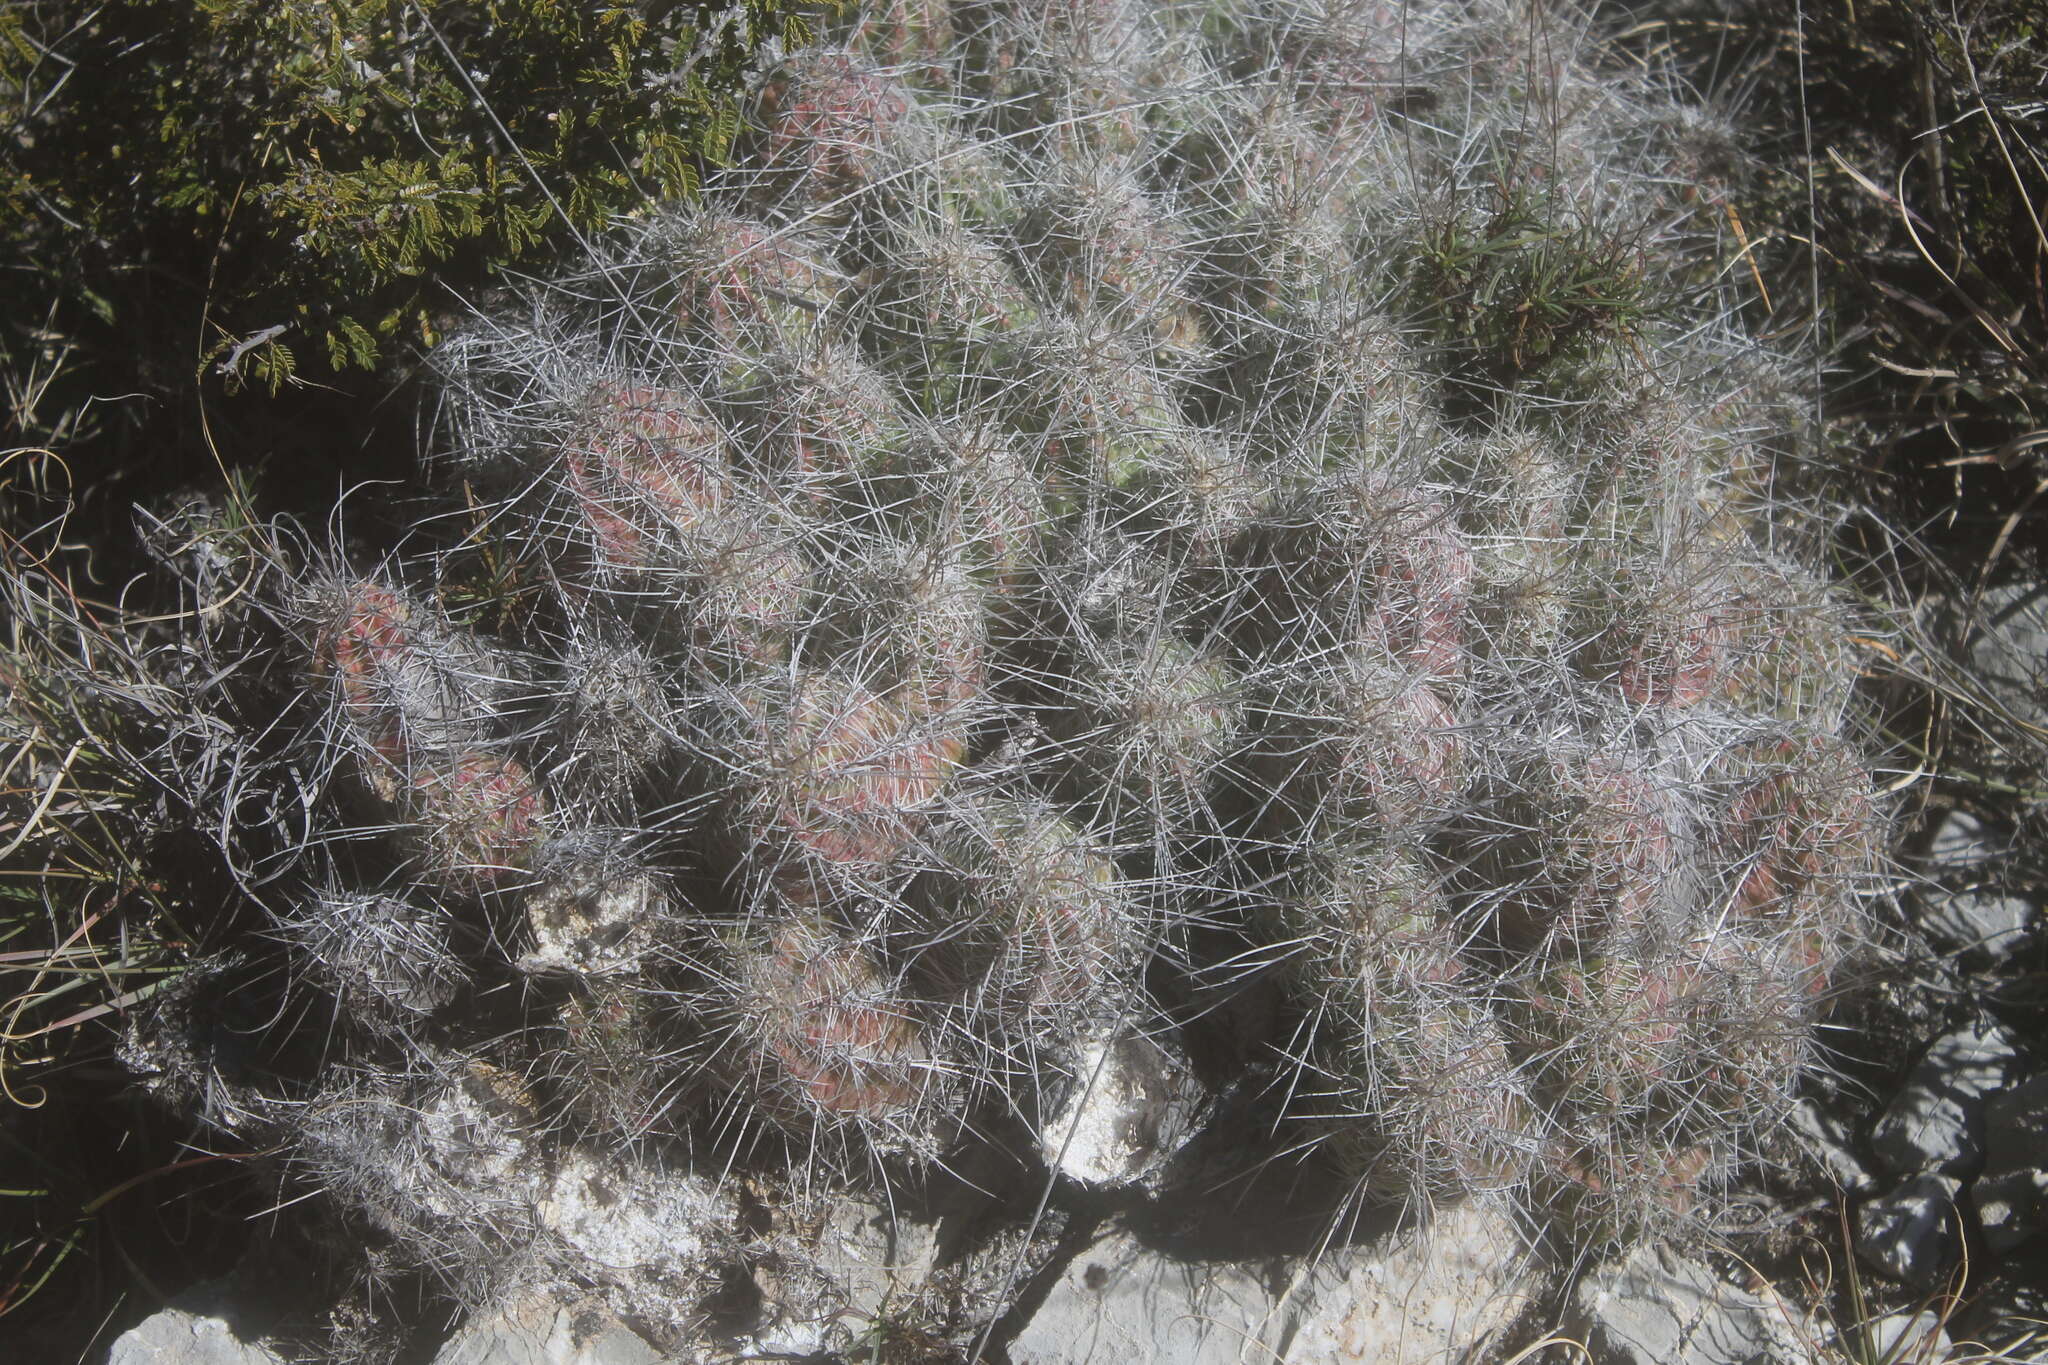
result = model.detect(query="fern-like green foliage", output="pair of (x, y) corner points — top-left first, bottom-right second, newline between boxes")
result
(1404, 174), (1651, 394)
(1, 0), (801, 428)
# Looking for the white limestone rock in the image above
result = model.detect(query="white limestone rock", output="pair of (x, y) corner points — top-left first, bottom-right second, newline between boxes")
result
(1870, 1021), (2022, 1177)
(806, 1195), (943, 1324)
(1836, 1311), (1954, 1364)
(1007, 1226), (1283, 1365)
(1563, 1242), (1817, 1365)
(1790, 1097), (1877, 1194)
(1973, 1073), (2048, 1252)
(1856, 1173), (1964, 1288)
(108, 1307), (287, 1365)
(538, 1148), (734, 1284)
(1942, 582), (2048, 730)
(1010, 1199), (1537, 1364)
(432, 1292), (666, 1365)
(520, 869), (663, 976)
(1917, 810), (2035, 961)
(745, 1195), (943, 1357)
(1038, 1021), (1205, 1188)
(401, 1060), (546, 1227)
(1286, 1200), (1539, 1364)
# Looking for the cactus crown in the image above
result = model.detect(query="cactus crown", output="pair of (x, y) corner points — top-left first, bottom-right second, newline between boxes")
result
(114, 0), (1883, 1347)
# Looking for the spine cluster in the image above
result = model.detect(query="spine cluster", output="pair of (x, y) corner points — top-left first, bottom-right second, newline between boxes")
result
(108, 0), (1885, 1339)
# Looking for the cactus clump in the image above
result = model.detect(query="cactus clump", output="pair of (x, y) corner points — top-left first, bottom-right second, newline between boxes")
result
(102, 0), (1886, 1348)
